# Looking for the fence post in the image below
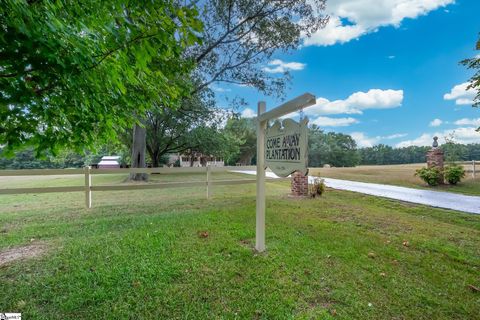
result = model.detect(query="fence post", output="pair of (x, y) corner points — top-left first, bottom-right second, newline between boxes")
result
(206, 165), (212, 199)
(84, 166), (92, 208)
(473, 160), (476, 178)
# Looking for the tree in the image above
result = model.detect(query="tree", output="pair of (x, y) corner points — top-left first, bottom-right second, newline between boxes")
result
(190, 0), (328, 96)
(0, 148), (56, 169)
(182, 125), (237, 166)
(145, 90), (220, 167)
(120, 91), (229, 168)
(308, 125), (360, 167)
(324, 132), (360, 167)
(130, 123), (148, 180)
(0, 144), (124, 169)
(0, 1), (202, 156)
(133, 0), (328, 173)
(308, 125), (328, 167)
(222, 117), (257, 165)
(462, 33), (480, 130)
(442, 142), (467, 162)
(442, 132), (467, 162)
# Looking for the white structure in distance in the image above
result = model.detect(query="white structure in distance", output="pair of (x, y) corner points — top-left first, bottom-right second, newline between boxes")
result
(98, 156), (121, 169)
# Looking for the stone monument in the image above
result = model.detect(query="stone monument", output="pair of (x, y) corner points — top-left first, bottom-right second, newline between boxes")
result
(426, 136), (444, 184)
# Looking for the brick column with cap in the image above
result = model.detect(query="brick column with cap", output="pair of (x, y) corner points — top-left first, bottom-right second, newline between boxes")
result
(291, 171), (308, 197)
(426, 136), (444, 184)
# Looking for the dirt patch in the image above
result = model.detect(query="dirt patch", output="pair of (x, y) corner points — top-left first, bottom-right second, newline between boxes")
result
(0, 243), (48, 267)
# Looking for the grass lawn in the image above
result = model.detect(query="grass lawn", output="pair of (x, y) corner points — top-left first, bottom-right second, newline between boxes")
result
(0, 172), (479, 319)
(310, 164), (480, 196)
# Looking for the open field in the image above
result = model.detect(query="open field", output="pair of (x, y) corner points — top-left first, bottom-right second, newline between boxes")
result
(0, 172), (479, 319)
(310, 163), (480, 196)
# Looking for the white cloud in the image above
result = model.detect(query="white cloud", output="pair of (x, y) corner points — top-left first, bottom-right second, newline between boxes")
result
(396, 134), (436, 147)
(351, 132), (407, 147)
(454, 118), (480, 126)
(304, 0), (454, 46)
(429, 118), (443, 127)
(350, 132), (378, 147)
(396, 127), (480, 147)
(263, 59), (306, 73)
(311, 116), (359, 127)
(382, 133), (407, 139)
(240, 108), (256, 118)
(304, 16), (365, 46)
(305, 89), (403, 116)
(210, 85), (231, 93)
(279, 111), (300, 120)
(443, 82), (476, 105)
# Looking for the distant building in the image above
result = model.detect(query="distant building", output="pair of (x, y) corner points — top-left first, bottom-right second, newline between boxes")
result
(165, 153), (224, 167)
(98, 156), (121, 169)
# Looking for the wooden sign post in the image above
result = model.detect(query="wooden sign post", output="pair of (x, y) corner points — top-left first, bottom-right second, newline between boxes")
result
(255, 93), (316, 252)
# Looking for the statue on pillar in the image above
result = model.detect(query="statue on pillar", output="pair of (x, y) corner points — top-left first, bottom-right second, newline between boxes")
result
(432, 136), (439, 148)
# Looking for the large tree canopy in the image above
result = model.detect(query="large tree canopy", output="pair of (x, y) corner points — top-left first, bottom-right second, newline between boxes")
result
(133, 0), (328, 172)
(0, 0), (202, 155)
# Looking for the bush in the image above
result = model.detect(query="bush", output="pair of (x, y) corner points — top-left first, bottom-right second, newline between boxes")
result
(415, 167), (443, 186)
(309, 178), (326, 197)
(444, 164), (465, 185)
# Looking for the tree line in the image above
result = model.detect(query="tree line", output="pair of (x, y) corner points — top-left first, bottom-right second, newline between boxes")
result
(358, 143), (480, 165)
(3, 119), (479, 169)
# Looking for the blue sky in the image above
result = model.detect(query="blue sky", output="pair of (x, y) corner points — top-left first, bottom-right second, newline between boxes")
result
(214, 0), (480, 148)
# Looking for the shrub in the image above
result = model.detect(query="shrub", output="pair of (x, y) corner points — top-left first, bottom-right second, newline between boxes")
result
(444, 164), (465, 185)
(309, 178), (326, 197)
(415, 167), (443, 186)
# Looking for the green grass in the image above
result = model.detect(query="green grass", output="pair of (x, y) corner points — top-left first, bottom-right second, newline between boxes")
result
(310, 164), (480, 196)
(0, 172), (479, 319)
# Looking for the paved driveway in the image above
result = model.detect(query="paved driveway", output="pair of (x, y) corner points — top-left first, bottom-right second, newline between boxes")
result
(232, 170), (480, 215)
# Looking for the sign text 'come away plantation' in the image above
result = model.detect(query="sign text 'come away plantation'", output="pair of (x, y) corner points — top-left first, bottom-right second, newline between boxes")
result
(264, 118), (308, 177)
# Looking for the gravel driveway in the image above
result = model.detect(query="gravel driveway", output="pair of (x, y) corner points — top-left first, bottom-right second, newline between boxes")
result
(232, 170), (480, 215)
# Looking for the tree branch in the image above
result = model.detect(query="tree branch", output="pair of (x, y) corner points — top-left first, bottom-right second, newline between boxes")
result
(0, 72), (18, 78)
(194, 1), (268, 63)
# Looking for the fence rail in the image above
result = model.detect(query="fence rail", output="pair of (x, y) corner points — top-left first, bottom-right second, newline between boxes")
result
(456, 160), (477, 178)
(0, 166), (289, 208)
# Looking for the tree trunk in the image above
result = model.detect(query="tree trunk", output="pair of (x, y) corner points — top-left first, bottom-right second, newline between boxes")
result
(189, 155), (194, 167)
(130, 123), (148, 181)
(152, 157), (159, 168)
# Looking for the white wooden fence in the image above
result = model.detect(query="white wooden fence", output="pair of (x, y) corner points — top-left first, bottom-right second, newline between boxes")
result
(0, 166), (289, 208)
(458, 160), (478, 178)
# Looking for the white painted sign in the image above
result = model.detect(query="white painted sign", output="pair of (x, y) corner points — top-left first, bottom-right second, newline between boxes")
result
(265, 118), (308, 177)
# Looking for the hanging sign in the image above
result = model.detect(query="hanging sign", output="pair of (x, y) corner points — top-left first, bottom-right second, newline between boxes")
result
(264, 117), (308, 177)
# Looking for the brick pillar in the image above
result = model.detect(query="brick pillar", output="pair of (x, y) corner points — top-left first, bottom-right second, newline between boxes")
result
(291, 171), (308, 197)
(426, 148), (444, 184)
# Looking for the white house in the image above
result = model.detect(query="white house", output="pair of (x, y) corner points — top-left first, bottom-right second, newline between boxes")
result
(166, 153), (224, 167)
